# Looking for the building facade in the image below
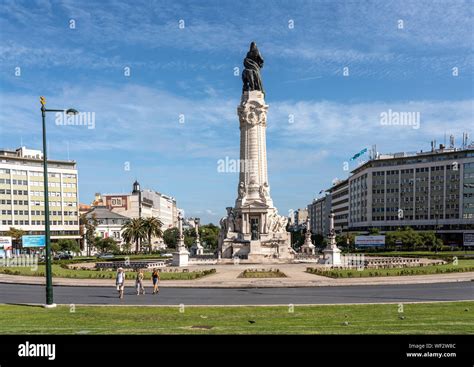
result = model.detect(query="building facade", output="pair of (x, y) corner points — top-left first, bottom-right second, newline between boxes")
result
(85, 206), (129, 252)
(0, 147), (80, 243)
(347, 147), (474, 242)
(307, 195), (331, 236)
(101, 181), (178, 230)
(294, 208), (308, 227)
(327, 179), (349, 234)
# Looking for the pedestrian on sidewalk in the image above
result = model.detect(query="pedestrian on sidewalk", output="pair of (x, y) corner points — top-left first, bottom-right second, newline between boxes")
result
(115, 267), (126, 299)
(152, 268), (160, 294)
(135, 269), (145, 295)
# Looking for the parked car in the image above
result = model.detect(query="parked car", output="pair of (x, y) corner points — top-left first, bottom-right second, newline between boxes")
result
(53, 252), (73, 260)
(96, 253), (115, 260)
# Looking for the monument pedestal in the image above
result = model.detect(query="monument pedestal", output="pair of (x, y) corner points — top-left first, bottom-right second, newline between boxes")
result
(301, 241), (316, 255)
(172, 247), (189, 266)
(322, 246), (341, 265)
(320, 212), (341, 265)
(190, 242), (204, 256)
(172, 227), (189, 267)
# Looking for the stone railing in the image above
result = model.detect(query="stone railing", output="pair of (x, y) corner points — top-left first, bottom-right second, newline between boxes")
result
(293, 253), (321, 262)
(188, 257), (218, 265)
(95, 260), (167, 270)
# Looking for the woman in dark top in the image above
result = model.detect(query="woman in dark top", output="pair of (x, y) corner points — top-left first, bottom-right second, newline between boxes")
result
(151, 268), (160, 294)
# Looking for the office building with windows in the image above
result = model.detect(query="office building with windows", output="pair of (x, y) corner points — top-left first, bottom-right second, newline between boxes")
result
(309, 144), (474, 244)
(348, 146), (474, 243)
(0, 147), (80, 242)
(307, 195), (331, 236)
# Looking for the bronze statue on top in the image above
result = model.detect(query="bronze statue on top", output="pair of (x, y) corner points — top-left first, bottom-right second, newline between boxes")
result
(242, 42), (264, 94)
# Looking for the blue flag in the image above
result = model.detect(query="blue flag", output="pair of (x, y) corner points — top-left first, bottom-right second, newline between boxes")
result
(350, 148), (368, 161)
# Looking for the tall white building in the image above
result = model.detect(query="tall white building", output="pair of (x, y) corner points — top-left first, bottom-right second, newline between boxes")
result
(0, 147), (80, 246)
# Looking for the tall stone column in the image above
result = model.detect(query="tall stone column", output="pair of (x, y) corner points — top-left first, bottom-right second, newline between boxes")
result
(236, 91), (271, 205)
(191, 217), (204, 256)
(301, 217), (315, 255)
(321, 212), (341, 265)
(172, 212), (189, 266)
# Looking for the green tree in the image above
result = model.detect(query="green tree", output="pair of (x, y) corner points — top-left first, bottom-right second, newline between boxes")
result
(51, 242), (60, 254)
(121, 218), (146, 254)
(368, 227), (381, 235)
(121, 242), (132, 253)
(184, 228), (194, 247)
(336, 232), (356, 249)
(6, 227), (25, 250)
(386, 227), (422, 250)
(94, 237), (120, 253)
(56, 239), (80, 254)
(163, 227), (179, 249)
(200, 223), (219, 249)
(141, 217), (163, 253)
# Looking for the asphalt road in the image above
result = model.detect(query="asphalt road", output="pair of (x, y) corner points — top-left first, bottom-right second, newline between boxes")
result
(1, 282), (473, 305)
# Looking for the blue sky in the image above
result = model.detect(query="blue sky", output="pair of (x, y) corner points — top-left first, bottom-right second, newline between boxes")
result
(0, 0), (472, 224)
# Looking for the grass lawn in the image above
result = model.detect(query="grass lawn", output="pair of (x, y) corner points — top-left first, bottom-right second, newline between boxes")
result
(0, 265), (216, 280)
(307, 260), (474, 278)
(239, 270), (287, 278)
(0, 302), (472, 334)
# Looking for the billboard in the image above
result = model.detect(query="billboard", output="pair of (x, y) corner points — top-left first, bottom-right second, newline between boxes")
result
(0, 236), (12, 250)
(355, 235), (385, 247)
(22, 235), (46, 248)
(463, 233), (474, 247)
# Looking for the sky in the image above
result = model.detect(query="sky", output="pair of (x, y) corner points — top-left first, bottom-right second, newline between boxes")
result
(0, 0), (473, 224)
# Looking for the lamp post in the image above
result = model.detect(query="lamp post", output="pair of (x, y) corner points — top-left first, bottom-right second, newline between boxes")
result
(40, 96), (78, 308)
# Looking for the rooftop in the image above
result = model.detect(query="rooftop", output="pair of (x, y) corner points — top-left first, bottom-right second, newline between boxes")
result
(85, 206), (130, 220)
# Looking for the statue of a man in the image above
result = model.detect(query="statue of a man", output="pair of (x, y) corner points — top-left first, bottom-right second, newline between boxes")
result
(242, 42), (264, 94)
(259, 182), (269, 200)
(251, 221), (259, 240)
(238, 182), (246, 199)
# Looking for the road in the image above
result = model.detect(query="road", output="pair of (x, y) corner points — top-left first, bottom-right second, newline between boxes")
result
(1, 282), (473, 305)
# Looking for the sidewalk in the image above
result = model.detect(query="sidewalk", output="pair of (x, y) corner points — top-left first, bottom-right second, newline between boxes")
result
(0, 263), (472, 288)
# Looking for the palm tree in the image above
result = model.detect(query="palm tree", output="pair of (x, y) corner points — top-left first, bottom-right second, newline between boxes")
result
(141, 217), (163, 253)
(121, 218), (146, 254)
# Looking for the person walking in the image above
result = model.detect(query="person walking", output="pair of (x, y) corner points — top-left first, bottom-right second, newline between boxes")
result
(135, 269), (145, 295)
(151, 268), (160, 294)
(116, 267), (126, 299)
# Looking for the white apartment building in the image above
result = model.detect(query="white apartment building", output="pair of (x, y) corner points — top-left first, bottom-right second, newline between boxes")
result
(0, 147), (80, 245)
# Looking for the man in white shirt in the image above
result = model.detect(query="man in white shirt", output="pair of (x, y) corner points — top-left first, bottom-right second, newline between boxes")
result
(115, 267), (126, 299)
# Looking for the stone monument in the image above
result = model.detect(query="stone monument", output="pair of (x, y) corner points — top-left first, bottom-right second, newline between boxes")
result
(172, 212), (189, 266)
(300, 217), (316, 255)
(321, 212), (342, 265)
(218, 42), (294, 262)
(190, 217), (204, 256)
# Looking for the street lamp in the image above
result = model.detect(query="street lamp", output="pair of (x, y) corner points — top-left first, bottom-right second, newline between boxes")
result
(40, 96), (78, 308)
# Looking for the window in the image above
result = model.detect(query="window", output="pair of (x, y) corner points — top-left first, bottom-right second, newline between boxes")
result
(111, 198), (122, 206)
